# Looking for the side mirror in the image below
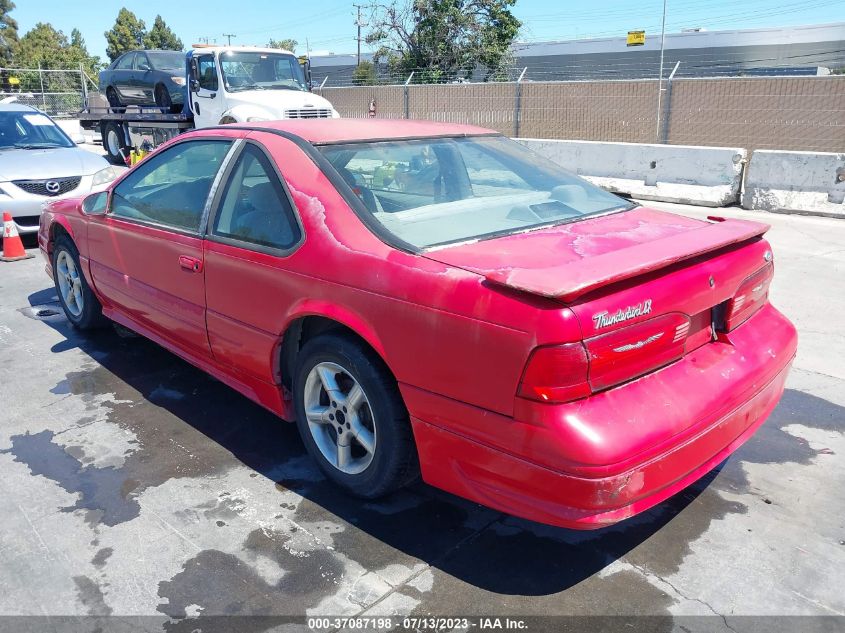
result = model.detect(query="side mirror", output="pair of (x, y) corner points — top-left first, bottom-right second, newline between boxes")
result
(138, 63), (151, 72)
(190, 79), (201, 93)
(300, 58), (312, 91)
(81, 191), (109, 216)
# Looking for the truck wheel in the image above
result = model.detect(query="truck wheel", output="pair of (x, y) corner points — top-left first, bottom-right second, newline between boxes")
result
(293, 333), (419, 498)
(52, 235), (107, 330)
(102, 122), (126, 165)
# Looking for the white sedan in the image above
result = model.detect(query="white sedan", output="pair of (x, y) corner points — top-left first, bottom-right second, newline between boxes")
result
(0, 103), (119, 237)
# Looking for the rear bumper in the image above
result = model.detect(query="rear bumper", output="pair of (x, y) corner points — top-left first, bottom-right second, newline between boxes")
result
(407, 303), (797, 529)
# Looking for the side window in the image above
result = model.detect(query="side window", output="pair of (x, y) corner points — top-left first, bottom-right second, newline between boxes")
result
(116, 53), (135, 70)
(135, 53), (151, 71)
(197, 56), (218, 91)
(111, 140), (232, 233)
(212, 144), (301, 251)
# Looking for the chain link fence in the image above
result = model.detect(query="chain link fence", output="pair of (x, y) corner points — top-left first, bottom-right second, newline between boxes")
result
(1, 67), (96, 118)
(5, 65), (842, 152)
(315, 75), (845, 152)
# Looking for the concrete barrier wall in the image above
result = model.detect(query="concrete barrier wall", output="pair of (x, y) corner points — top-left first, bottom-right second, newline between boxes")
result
(54, 118), (85, 143)
(742, 150), (845, 217)
(517, 139), (746, 207)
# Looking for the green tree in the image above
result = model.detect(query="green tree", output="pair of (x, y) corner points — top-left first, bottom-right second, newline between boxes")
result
(352, 60), (378, 85)
(367, 0), (520, 83)
(13, 23), (101, 100)
(267, 38), (297, 52)
(144, 15), (182, 50)
(68, 28), (102, 78)
(0, 0), (17, 66)
(15, 23), (100, 72)
(104, 8), (146, 61)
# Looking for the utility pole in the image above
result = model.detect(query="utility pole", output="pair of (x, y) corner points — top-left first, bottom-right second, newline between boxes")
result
(198, 36), (210, 45)
(655, 0), (668, 141)
(353, 4), (368, 66)
(222, 33), (236, 46)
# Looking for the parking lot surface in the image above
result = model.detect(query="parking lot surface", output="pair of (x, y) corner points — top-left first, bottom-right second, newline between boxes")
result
(0, 201), (843, 631)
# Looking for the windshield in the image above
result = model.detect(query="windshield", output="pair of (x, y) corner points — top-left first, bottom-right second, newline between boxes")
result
(0, 110), (74, 150)
(147, 51), (184, 70)
(218, 51), (307, 92)
(318, 136), (634, 249)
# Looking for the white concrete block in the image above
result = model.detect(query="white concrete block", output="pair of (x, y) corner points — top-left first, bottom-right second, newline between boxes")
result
(742, 150), (845, 217)
(54, 118), (85, 144)
(517, 138), (746, 207)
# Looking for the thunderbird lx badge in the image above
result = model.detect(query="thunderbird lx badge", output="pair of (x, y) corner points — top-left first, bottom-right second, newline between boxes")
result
(593, 299), (653, 330)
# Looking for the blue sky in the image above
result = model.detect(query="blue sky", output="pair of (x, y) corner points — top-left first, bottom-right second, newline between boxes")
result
(10, 0), (843, 61)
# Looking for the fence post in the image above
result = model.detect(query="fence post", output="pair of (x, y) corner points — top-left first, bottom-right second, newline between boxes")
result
(404, 71), (414, 119)
(38, 62), (47, 112)
(79, 62), (88, 110)
(513, 66), (527, 137)
(660, 61), (680, 144)
(319, 76), (328, 90)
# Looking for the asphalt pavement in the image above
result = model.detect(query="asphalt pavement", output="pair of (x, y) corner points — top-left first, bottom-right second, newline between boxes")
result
(0, 197), (842, 632)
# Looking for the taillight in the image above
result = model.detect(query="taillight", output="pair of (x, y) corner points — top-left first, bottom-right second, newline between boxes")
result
(724, 263), (773, 330)
(585, 313), (690, 391)
(518, 342), (591, 404)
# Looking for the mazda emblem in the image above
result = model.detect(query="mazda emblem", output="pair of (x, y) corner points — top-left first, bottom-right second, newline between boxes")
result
(45, 181), (61, 194)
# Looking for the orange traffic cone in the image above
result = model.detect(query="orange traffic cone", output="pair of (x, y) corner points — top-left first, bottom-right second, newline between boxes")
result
(1, 212), (35, 262)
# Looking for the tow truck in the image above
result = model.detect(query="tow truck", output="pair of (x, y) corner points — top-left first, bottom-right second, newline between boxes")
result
(80, 45), (339, 164)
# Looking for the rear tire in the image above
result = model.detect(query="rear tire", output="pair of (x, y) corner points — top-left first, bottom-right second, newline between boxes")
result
(52, 235), (107, 330)
(293, 333), (419, 498)
(106, 86), (122, 111)
(102, 121), (126, 165)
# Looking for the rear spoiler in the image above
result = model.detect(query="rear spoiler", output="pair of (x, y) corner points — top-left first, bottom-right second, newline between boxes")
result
(484, 217), (770, 303)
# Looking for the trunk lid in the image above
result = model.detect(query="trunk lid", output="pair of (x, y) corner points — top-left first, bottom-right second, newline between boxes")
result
(424, 207), (773, 391)
(423, 207), (768, 304)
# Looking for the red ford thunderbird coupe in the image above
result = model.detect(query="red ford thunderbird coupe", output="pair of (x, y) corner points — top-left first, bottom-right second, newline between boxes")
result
(39, 120), (797, 529)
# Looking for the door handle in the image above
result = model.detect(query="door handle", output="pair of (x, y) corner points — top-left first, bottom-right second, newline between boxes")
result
(179, 255), (203, 273)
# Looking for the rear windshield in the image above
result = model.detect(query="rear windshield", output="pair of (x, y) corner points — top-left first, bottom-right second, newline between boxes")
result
(147, 51), (184, 70)
(318, 136), (633, 249)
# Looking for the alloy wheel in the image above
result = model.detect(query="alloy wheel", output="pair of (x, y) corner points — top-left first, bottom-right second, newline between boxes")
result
(303, 361), (377, 475)
(56, 250), (84, 318)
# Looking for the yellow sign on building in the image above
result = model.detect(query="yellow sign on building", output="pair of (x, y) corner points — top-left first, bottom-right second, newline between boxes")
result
(627, 30), (646, 46)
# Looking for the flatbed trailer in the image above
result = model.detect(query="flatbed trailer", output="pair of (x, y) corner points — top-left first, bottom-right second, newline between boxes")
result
(79, 106), (196, 165)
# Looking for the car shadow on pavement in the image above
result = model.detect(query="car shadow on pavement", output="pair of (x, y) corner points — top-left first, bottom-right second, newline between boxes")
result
(26, 286), (728, 598)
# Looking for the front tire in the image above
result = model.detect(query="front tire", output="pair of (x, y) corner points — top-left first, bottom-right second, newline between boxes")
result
(155, 84), (180, 113)
(293, 333), (418, 498)
(52, 235), (106, 330)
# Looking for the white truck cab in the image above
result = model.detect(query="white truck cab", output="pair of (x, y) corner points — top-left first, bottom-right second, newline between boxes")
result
(187, 46), (339, 126)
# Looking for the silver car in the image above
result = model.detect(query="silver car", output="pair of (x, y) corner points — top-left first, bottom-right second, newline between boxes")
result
(0, 103), (119, 236)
